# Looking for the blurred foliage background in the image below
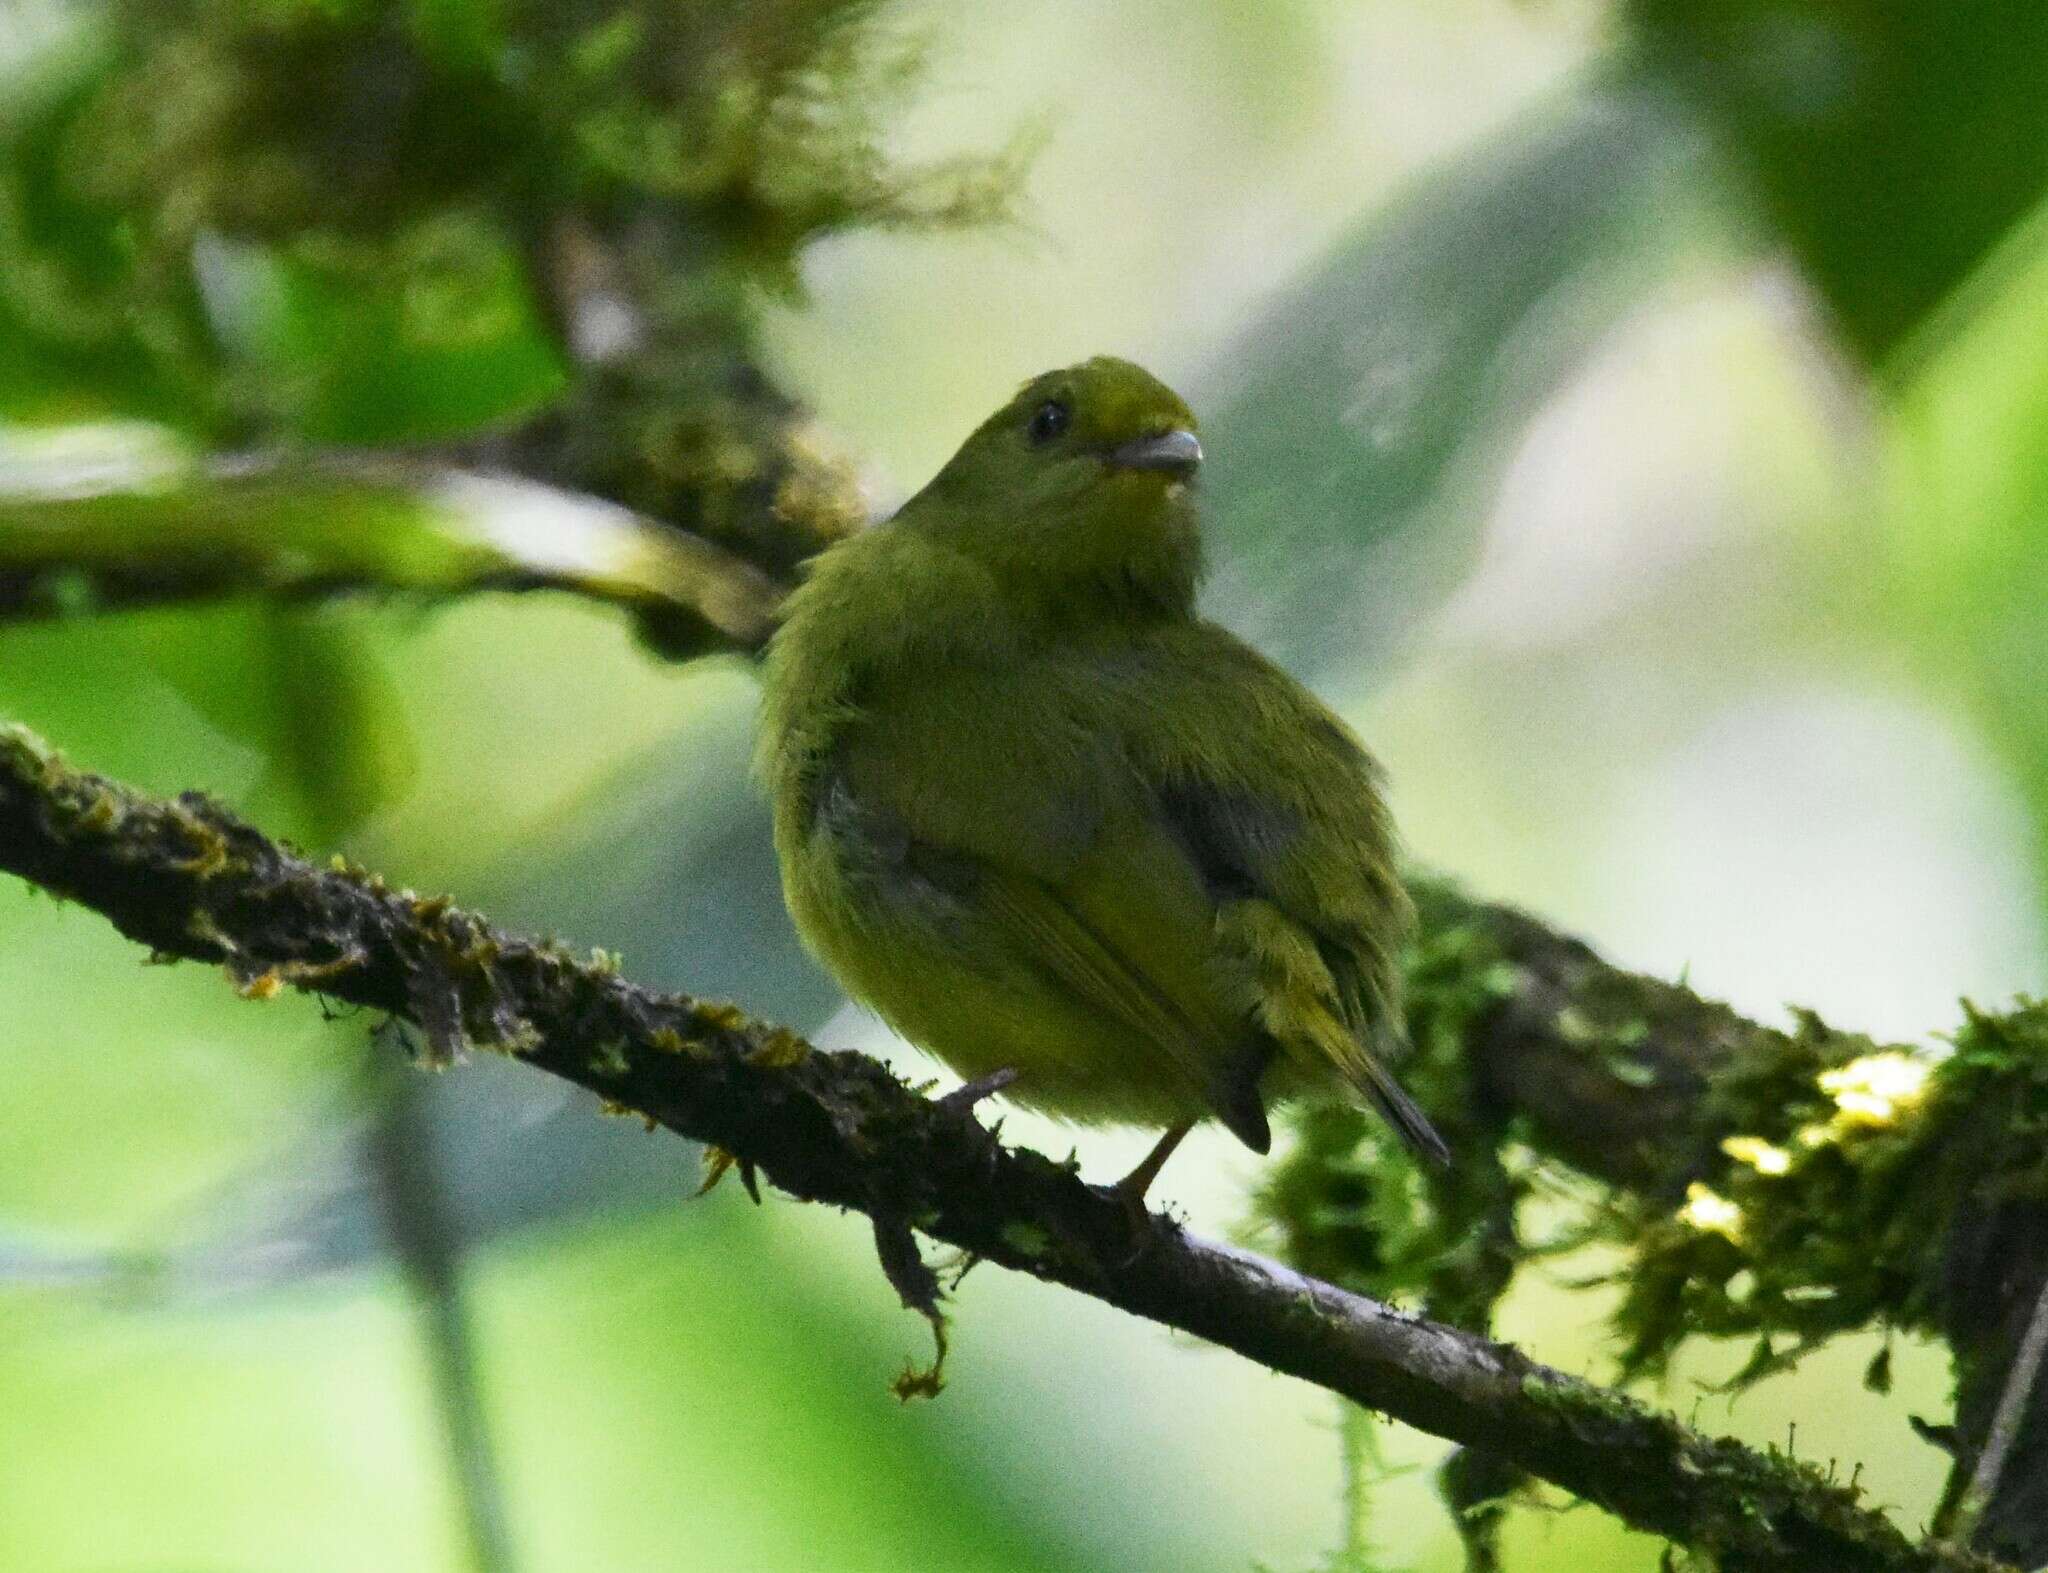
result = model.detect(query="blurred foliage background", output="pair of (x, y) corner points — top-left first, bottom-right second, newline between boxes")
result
(1, 1), (2046, 1569)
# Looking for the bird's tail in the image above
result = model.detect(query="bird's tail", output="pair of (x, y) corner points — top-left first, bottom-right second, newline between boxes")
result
(1219, 898), (1450, 1166)
(1346, 1037), (1450, 1167)
(1275, 994), (1449, 1165)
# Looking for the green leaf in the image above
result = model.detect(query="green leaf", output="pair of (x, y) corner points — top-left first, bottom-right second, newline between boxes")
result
(1888, 232), (2048, 896)
(131, 604), (417, 845)
(1631, 0), (2048, 363)
(219, 236), (566, 445)
(0, 44), (224, 429)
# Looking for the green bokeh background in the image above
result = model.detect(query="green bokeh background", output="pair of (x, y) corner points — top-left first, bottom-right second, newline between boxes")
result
(3, 2), (2046, 1569)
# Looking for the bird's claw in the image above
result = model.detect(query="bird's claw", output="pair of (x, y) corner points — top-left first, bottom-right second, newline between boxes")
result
(693, 1145), (762, 1203)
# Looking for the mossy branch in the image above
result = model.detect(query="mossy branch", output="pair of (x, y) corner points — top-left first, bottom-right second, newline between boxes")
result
(0, 723), (2012, 1573)
(0, 450), (788, 657)
(1380, 887), (2048, 1568)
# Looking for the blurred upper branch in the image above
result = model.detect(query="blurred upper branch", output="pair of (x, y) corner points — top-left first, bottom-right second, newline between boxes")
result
(0, 722), (2008, 1573)
(0, 439), (785, 649)
(0, 0), (1031, 651)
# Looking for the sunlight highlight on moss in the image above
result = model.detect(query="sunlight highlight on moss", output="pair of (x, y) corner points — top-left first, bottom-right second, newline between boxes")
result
(1818, 1052), (1933, 1129)
(1678, 1183), (1745, 1242)
(1720, 1135), (1793, 1176)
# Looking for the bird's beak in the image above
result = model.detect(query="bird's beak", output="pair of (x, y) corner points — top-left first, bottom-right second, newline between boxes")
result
(1106, 428), (1203, 479)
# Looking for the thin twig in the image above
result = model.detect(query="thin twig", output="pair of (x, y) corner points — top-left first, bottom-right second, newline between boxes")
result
(1955, 1273), (2048, 1545)
(364, 1057), (520, 1573)
(1337, 1400), (1375, 1568)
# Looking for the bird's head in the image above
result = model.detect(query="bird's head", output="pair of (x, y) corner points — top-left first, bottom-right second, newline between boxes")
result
(904, 356), (1205, 620)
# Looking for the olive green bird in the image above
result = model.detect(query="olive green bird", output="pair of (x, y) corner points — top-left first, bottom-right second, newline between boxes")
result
(757, 357), (1445, 1204)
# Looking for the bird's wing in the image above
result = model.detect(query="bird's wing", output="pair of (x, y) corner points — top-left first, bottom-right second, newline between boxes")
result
(1113, 626), (1445, 1163)
(826, 667), (1274, 1147)
(972, 821), (1273, 1151)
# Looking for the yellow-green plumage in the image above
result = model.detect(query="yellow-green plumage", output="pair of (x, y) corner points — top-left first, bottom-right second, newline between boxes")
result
(757, 357), (1444, 1177)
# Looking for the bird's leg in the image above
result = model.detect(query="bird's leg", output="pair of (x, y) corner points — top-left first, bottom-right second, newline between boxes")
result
(1111, 1120), (1194, 1227)
(936, 1066), (1020, 1116)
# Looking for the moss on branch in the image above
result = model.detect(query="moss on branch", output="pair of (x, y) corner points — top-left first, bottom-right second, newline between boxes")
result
(1253, 880), (2048, 1565)
(0, 721), (2008, 1573)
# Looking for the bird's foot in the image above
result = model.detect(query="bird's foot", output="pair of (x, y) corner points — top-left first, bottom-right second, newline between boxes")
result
(936, 1066), (1019, 1117)
(692, 1145), (761, 1204)
(1109, 1175), (1156, 1239)
(1106, 1121), (1194, 1239)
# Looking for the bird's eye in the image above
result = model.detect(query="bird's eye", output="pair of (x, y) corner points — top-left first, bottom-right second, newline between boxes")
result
(1027, 399), (1071, 445)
